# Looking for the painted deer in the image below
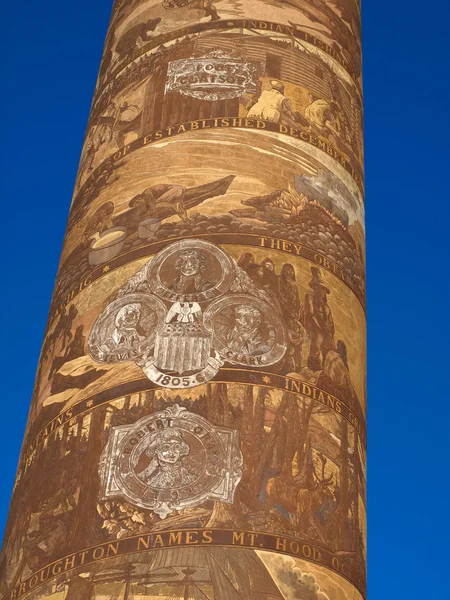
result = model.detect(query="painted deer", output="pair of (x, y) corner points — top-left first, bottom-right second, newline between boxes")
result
(265, 453), (335, 529)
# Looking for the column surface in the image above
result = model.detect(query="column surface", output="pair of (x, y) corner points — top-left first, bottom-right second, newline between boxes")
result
(1, 1), (366, 599)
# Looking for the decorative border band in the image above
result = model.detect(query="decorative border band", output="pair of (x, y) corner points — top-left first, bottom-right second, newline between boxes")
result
(94, 18), (361, 105)
(71, 118), (364, 220)
(5, 528), (366, 600)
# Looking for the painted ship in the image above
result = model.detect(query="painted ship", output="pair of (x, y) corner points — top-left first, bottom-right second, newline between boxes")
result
(64, 547), (285, 599)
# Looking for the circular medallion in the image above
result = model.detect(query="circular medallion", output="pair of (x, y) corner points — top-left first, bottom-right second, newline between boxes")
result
(101, 404), (242, 517)
(146, 239), (235, 303)
(88, 293), (166, 364)
(203, 294), (287, 367)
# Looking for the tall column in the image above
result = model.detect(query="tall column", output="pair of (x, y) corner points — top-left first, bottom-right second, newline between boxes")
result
(1, 1), (366, 599)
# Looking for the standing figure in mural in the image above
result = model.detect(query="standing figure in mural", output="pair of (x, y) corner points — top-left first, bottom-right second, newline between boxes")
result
(302, 267), (335, 370)
(77, 104), (122, 184)
(137, 428), (193, 488)
(49, 325), (86, 378)
(277, 263), (301, 326)
(260, 257), (279, 296)
(247, 80), (298, 125)
(52, 304), (79, 351)
(277, 263), (305, 371)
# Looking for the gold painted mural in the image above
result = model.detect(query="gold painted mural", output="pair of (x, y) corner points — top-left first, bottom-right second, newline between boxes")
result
(0, 1), (365, 599)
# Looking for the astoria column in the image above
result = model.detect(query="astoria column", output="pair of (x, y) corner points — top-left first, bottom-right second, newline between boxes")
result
(1, 1), (366, 598)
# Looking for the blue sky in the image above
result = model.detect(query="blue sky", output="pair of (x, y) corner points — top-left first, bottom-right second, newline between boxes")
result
(1, 0), (450, 597)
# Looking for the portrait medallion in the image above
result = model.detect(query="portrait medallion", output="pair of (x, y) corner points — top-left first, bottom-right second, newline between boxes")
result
(99, 404), (243, 518)
(88, 293), (166, 363)
(204, 294), (287, 367)
(89, 240), (287, 388)
(145, 239), (235, 303)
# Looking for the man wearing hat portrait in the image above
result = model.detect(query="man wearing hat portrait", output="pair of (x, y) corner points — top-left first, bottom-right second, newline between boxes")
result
(301, 267), (336, 371)
(247, 79), (297, 125)
(136, 428), (193, 489)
